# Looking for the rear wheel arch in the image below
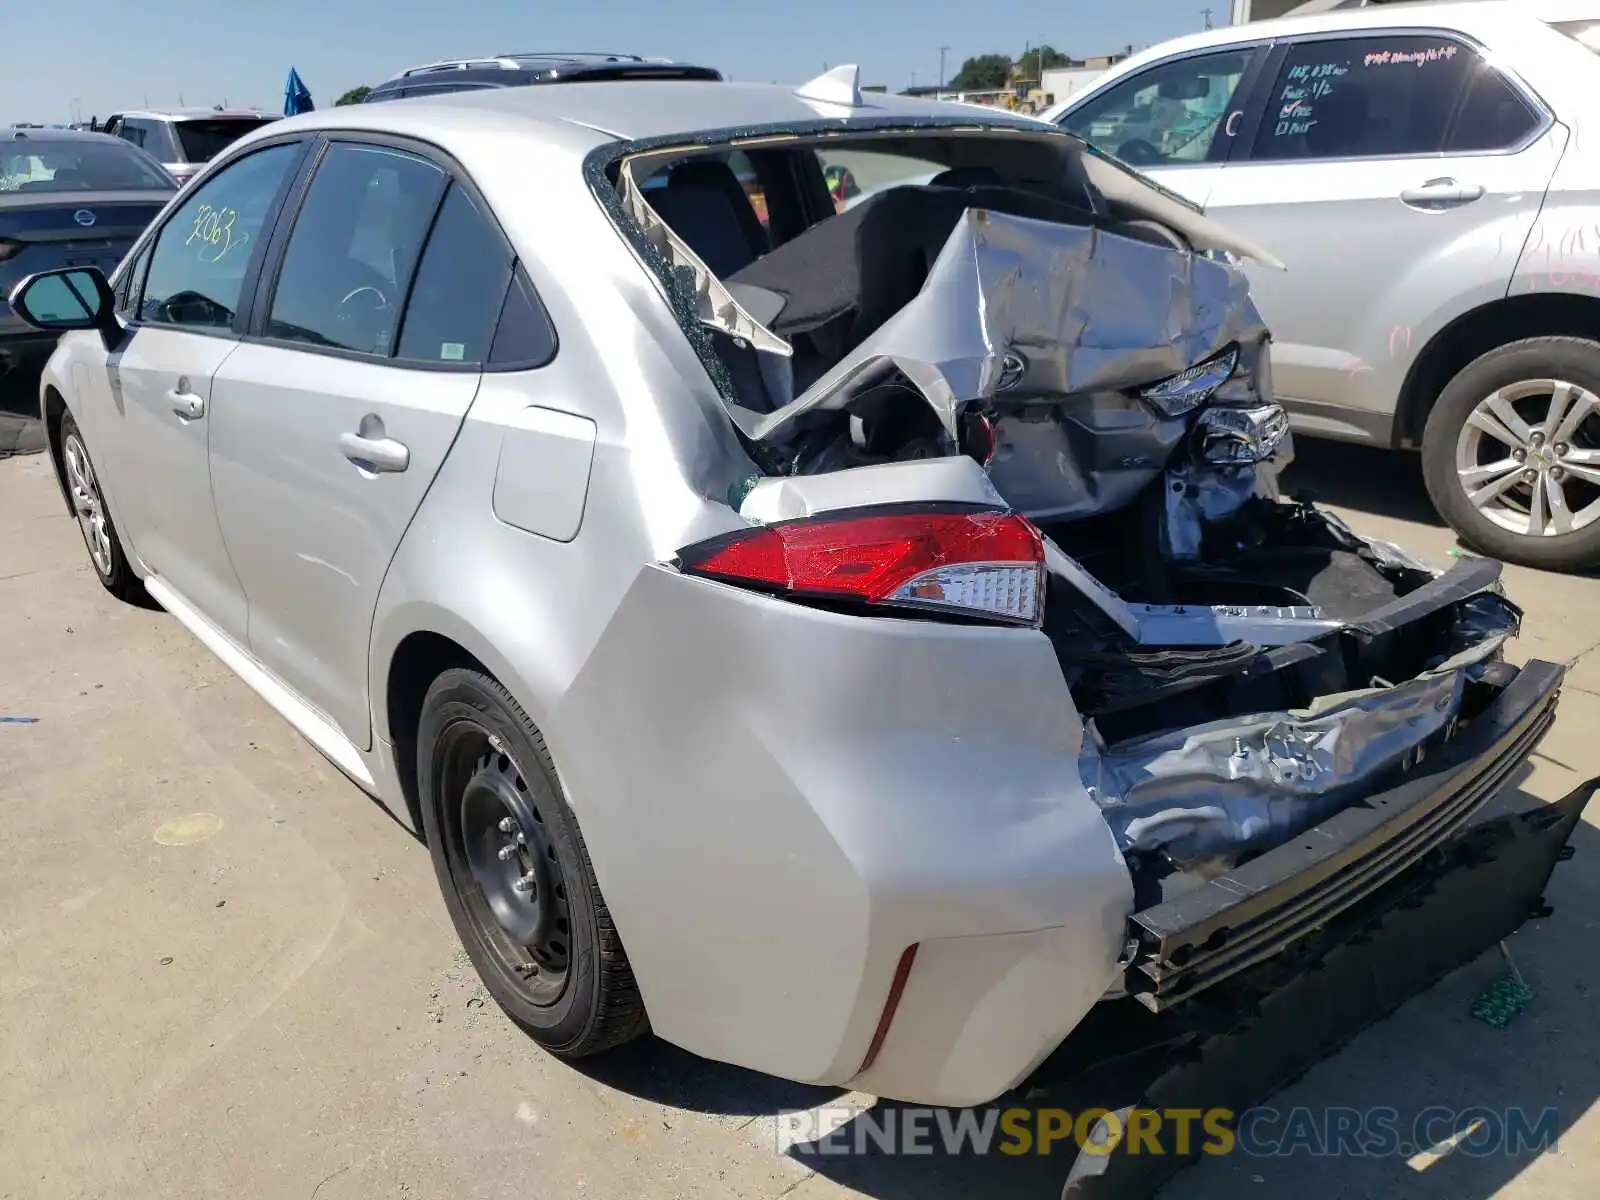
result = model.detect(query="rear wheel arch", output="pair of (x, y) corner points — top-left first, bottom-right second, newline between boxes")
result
(1396, 292), (1600, 448)
(384, 630), (488, 835)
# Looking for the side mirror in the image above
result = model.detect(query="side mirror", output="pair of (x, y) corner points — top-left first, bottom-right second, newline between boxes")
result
(6, 267), (121, 350)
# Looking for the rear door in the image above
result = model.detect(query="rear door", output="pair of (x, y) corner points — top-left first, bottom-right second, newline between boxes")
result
(1200, 31), (1565, 439)
(208, 138), (514, 746)
(1054, 41), (1273, 209)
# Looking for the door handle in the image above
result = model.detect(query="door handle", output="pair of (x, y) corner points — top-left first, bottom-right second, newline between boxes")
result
(339, 430), (410, 473)
(1400, 178), (1485, 208)
(167, 388), (205, 420)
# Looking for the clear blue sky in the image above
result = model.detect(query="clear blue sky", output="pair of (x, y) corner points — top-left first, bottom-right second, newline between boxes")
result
(1, 0), (1217, 123)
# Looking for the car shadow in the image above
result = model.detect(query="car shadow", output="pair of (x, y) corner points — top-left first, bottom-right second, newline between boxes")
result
(0, 368), (45, 459)
(573, 790), (1599, 1200)
(1280, 437), (1447, 530)
(560, 1033), (842, 1118)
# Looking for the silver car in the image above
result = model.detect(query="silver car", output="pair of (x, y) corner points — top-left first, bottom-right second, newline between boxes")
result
(100, 108), (280, 188)
(1046, 0), (1600, 571)
(8, 70), (1585, 1130)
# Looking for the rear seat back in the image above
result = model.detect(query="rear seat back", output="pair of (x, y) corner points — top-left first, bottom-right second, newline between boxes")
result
(645, 159), (770, 278)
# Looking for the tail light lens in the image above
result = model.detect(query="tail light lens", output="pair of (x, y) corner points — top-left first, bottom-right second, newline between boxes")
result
(676, 506), (1045, 626)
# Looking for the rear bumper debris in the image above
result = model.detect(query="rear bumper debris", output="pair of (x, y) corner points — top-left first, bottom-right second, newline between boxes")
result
(1032, 774), (1595, 1199)
(1124, 658), (1563, 1010)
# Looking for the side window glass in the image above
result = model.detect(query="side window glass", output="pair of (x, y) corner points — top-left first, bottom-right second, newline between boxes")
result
(266, 143), (444, 356)
(1446, 65), (1540, 152)
(140, 142), (300, 330)
(1060, 49), (1259, 168)
(488, 268), (558, 369)
(396, 183), (512, 364)
(1249, 36), (1476, 163)
(119, 119), (145, 149)
(116, 242), (151, 316)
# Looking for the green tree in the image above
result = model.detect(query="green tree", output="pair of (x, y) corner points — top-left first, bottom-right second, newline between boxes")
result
(1030, 45), (1073, 71)
(948, 53), (1012, 91)
(335, 85), (372, 106)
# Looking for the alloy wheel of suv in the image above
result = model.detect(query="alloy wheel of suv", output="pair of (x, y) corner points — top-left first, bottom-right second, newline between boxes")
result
(1423, 337), (1600, 572)
(417, 668), (647, 1056)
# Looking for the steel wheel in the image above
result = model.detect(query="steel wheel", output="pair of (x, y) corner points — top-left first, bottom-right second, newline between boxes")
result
(1454, 378), (1600, 538)
(62, 429), (115, 577)
(437, 721), (572, 1006)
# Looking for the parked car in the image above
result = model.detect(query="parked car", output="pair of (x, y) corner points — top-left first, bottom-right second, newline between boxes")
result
(0, 129), (175, 378)
(7, 72), (1584, 1164)
(100, 108), (280, 188)
(1044, 0), (1600, 571)
(359, 51), (723, 104)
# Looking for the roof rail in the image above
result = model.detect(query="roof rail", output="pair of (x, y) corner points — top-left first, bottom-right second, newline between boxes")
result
(398, 57), (523, 78)
(495, 50), (649, 63)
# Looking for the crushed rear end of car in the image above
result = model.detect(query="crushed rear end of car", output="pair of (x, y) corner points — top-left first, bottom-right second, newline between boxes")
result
(577, 110), (1591, 1134)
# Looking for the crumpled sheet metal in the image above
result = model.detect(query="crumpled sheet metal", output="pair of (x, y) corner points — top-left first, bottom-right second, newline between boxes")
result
(748, 205), (1267, 437)
(1081, 668), (1467, 878)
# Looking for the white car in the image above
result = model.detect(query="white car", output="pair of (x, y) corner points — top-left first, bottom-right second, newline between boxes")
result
(1045, 0), (1600, 571)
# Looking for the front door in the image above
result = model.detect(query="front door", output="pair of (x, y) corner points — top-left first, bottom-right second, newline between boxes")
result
(1055, 43), (1271, 210)
(1200, 33), (1566, 436)
(209, 143), (515, 746)
(111, 141), (305, 643)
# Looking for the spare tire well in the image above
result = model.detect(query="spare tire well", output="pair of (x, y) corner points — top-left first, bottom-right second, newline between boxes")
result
(385, 631), (487, 836)
(1397, 293), (1600, 448)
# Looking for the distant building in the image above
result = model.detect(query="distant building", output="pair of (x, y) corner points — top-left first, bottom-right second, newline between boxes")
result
(900, 50), (1135, 110)
(1037, 51), (1133, 108)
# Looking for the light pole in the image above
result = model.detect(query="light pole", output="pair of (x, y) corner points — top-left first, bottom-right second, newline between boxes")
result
(938, 46), (950, 98)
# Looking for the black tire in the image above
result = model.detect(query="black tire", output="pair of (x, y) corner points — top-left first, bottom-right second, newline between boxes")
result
(417, 667), (647, 1056)
(1422, 336), (1600, 572)
(56, 410), (144, 603)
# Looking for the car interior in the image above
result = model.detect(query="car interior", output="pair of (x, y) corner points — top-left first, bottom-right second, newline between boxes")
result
(627, 135), (1186, 404)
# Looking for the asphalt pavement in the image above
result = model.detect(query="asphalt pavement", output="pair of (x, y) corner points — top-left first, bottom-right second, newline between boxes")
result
(2, 381), (1598, 1199)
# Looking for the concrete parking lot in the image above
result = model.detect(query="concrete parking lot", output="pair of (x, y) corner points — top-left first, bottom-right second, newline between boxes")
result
(3, 371), (1599, 1200)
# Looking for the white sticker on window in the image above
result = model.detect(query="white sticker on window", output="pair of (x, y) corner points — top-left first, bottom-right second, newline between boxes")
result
(441, 342), (465, 361)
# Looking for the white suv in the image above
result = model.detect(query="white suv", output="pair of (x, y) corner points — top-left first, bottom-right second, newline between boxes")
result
(1046, 0), (1600, 571)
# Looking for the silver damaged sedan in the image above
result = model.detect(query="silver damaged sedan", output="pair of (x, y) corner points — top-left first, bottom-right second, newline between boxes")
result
(10, 67), (1588, 1115)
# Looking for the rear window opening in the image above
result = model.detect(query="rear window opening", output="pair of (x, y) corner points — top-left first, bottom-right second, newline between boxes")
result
(173, 118), (277, 163)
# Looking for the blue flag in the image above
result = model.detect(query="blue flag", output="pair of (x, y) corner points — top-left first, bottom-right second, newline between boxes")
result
(284, 67), (315, 116)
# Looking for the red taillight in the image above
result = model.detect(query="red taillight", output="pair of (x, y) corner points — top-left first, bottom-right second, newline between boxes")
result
(677, 506), (1045, 626)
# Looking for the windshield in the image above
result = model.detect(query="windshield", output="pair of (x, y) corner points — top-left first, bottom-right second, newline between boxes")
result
(173, 118), (276, 163)
(0, 138), (174, 193)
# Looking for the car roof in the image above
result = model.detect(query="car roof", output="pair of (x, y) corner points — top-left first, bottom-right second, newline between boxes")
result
(1040, 0), (1598, 116)
(1, 128), (136, 145)
(387, 50), (720, 80)
(1101, 0), (1595, 60)
(268, 77), (1045, 150)
(114, 108), (278, 121)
